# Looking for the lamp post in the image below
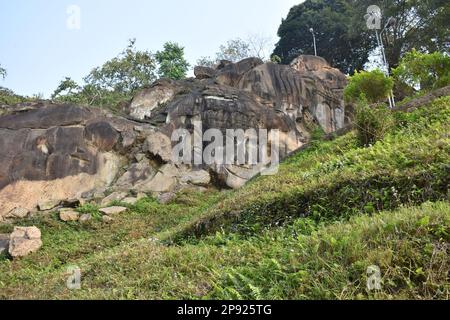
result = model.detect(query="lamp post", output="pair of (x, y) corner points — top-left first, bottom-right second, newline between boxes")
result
(309, 28), (317, 56)
(376, 17), (396, 108)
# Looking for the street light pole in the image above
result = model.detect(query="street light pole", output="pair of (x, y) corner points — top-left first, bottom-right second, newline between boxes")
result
(377, 17), (396, 109)
(309, 28), (317, 56)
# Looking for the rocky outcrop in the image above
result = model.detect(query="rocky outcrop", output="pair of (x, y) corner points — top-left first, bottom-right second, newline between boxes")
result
(0, 55), (349, 220)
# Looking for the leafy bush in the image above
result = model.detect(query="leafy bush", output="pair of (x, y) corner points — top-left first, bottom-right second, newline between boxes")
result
(344, 69), (394, 104)
(155, 42), (190, 80)
(0, 64), (6, 79)
(52, 39), (189, 110)
(354, 100), (395, 147)
(393, 49), (450, 91)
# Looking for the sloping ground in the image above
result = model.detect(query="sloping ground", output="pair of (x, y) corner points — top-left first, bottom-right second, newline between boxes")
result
(0, 95), (448, 300)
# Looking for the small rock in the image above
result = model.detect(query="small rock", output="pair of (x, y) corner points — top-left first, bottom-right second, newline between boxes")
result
(38, 200), (61, 211)
(102, 215), (114, 224)
(122, 197), (138, 205)
(101, 192), (128, 207)
(158, 192), (176, 204)
(79, 214), (92, 223)
(8, 226), (43, 258)
(135, 153), (146, 162)
(6, 207), (30, 219)
(99, 206), (127, 216)
(136, 193), (147, 200)
(0, 234), (9, 255)
(181, 170), (211, 186)
(59, 210), (80, 222)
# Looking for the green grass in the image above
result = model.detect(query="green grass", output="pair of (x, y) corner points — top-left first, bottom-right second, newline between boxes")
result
(0, 96), (448, 300)
(174, 96), (449, 240)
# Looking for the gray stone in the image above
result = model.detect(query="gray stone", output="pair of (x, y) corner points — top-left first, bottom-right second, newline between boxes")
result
(0, 234), (9, 255)
(38, 200), (61, 211)
(181, 170), (211, 186)
(143, 132), (173, 163)
(8, 226), (43, 258)
(59, 210), (80, 222)
(101, 192), (128, 207)
(6, 207), (30, 219)
(158, 192), (176, 205)
(115, 160), (156, 190)
(102, 215), (114, 224)
(99, 206), (127, 216)
(79, 214), (92, 223)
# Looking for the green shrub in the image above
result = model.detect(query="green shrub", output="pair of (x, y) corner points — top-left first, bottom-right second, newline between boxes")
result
(355, 101), (394, 147)
(344, 69), (394, 104)
(393, 49), (450, 91)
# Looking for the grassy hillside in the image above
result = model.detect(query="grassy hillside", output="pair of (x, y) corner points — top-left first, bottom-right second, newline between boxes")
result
(0, 96), (448, 300)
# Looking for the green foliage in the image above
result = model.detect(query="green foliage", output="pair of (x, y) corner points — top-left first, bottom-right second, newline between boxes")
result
(0, 64), (6, 79)
(274, 0), (373, 74)
(51, 77), (80, 100)
(52, 40), (190, 109)
(52, 39), (157, 109)
(196, 56), (217, 68)
(354, 101), (395, 147)
(344, 69), (394, 104)
(275, 0), (449, 72)
(207, 202), (450, 300)
(0, 87), (29, 105)
(216, 38), (251, 62)
(155, 42), (190, 80)
(178, 96), (449, 239)
(270, 55), (282, 64)
(355, 0), (450, 68)
(0, 93), (448, 300)
(393, 49), (450, 91)
(85, 39), (157, 92)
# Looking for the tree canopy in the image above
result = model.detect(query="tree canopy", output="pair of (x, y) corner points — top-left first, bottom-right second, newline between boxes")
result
(273, 0), (372, 74)
(355, 0), (450, 69)
(274, 0), (449, 73)
(155, 42), (190, 80)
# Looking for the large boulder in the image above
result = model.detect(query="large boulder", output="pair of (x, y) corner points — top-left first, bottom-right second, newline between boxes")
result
(0, 103), (134, 219)
(0, 55), (350, 220)
(8, 226), (43, 258)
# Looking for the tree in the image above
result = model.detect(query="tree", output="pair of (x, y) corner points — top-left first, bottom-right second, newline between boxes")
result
(393, 49), (450, 91)
(196, 56), (217, 68)
(216, 38), (252, 62)
(246, 34), (273, 61)
(197, 35), (274, 67)
(51, 77), (80, 99)
(0, 64), (6, 79)
(344, 69), (394, 103)
(84, 39), (157, 93)
(354, 0), (449, 69)
(274, 0), (373, 74)
(155, 42), (190, 80)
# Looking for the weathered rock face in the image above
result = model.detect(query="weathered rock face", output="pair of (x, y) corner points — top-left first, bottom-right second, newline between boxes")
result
(0, 55), (349, 220)
(0, 103), (134, 218)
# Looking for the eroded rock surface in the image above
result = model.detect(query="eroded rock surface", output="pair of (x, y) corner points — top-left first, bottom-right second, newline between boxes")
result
(0, 55), (349, 220)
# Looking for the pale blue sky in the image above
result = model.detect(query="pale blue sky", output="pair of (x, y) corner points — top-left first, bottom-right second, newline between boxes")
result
(0, 0), (302, 97)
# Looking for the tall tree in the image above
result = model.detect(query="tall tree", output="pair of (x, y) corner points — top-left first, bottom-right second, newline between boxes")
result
(197, 35), (274, 67)
(355, 0), (449, 69)
(84, 39), (157, 93)
(274, 0), (373, 74)
(155, 42), (190, 80)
